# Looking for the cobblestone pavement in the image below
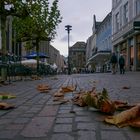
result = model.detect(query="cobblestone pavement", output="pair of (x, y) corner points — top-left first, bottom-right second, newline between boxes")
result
(0, 72), (140, 140)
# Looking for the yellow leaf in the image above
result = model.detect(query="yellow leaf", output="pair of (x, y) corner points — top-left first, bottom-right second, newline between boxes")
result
(105, 105), (140, 127)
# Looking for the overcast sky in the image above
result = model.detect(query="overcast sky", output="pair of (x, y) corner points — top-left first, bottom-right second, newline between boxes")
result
(51, 0), (112, 56)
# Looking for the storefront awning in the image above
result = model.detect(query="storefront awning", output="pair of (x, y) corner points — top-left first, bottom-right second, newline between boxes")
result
(88, 51), (111, 64)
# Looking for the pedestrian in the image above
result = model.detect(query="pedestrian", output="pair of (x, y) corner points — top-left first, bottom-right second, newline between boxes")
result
(119, 54), (125, 74)
(110, 52), (118, 74)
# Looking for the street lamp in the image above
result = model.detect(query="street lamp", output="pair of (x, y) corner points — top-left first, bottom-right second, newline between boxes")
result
(65, 25), (72, 75)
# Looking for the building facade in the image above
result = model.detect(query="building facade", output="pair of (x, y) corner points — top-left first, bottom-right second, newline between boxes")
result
(69, 41), (86, 73)
(86, 15), (101, 72)
(112, 0), (140, 71)
(87, 13), (112, 72)
(22, 41), (65, 73)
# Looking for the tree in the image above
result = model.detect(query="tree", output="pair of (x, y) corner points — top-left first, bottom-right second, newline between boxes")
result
(13, 0), (62, 73)
(0, 0), (30, 82)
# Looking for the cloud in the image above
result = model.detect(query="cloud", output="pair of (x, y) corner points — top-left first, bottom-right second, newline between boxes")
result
(60, 35), (73, 42)
(51, 0), (112, 56)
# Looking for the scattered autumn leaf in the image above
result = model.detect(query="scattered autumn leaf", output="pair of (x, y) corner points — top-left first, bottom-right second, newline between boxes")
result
(129, 118), (140, 128)
(0, 102), (15, 110)
(54, 91), (64, 97)
(60, 85), (77, 93)
(104, 105), (140, 127)
(0, 93), (16, 99)
(113, 100), (135, 111)
(73, 88), (116, 114)
(37, 84), (51, 93)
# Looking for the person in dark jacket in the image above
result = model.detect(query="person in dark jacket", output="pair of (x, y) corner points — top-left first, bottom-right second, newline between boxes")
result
(119, 54), (125, 74)
(110, 52), (118, 74)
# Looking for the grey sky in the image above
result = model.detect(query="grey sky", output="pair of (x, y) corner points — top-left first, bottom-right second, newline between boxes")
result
(51, 0), (112, 56)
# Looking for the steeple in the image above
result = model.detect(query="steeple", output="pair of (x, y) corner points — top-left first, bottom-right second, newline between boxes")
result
(92, 14), (96, 34)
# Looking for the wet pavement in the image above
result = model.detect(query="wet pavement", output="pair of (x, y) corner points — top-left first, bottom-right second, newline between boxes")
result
(0, 72), (140, 140)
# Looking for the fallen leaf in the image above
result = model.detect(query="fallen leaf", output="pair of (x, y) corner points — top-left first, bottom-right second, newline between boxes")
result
(37, 84), (51, 92)
(113, 100), (135, 111)
(129, 118), (140, 128)
(105, 105), (140, 127)
(0, 102), (15, 110)
(54, 91), (64, 97)
(0, 93), (16, 99)
(60, 85), (77, 93)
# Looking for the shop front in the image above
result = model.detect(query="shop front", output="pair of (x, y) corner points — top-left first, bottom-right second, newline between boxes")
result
(136, 35), (140, 70)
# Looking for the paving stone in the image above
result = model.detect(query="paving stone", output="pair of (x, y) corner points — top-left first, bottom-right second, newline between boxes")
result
(100, 122), (120, 130)
(75, 111), (90, 116)
(77, 123), (96, 130)
(77, 130), (96, 140)
(75, 116), (93, 122)
(101, 131), (126, 140)
(6, 124), (24, 130)
(21, 117), (55, 137)
(0, 119), (12, 125)
(20, 113), (35, 118)
(0, 73), (140, 140)
(38, 106), (59, 116)
(59, 106), (72, 110)
(58, 109), (71, 114)
(56, 118), (73, 123)
(51, 134), (74, 140)
(126, 129), (140, 140)
(13, 117), (30, 124)
(0, 130), (19, 139)
(53, 124), (72, 132)
(57, 113), (75, 118)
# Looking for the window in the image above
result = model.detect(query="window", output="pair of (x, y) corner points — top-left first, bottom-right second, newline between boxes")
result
(124, 2), (128, 24)
(115, 12), (120, 32)
(136, 0), (140, 16)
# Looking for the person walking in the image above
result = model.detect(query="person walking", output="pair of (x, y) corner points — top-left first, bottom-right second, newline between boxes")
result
(110, 52), (118, 74)
(119, 54), (125, 74)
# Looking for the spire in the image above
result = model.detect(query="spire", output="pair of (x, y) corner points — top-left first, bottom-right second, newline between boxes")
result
(92, 14), (96, 34)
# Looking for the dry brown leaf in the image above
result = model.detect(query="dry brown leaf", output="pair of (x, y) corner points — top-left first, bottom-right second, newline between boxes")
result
(72, 88), (116, 114)
(129, 118), (140, 128)
(113, 100), (135, 111)
(72, 92), (87, 107)
(61, 85), (76, 93)
(105, 105), (140, 127)
(37, 84), (51, 92)
(54, 91), (64, 97)
(99, 100), (116, 114)
(0, 102), (15, 110)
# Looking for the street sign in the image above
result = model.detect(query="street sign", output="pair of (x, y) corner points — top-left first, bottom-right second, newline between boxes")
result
(133, 21), (140, 30)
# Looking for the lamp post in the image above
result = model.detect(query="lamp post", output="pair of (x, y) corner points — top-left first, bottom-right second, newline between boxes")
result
(65, 25), (72, 75)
